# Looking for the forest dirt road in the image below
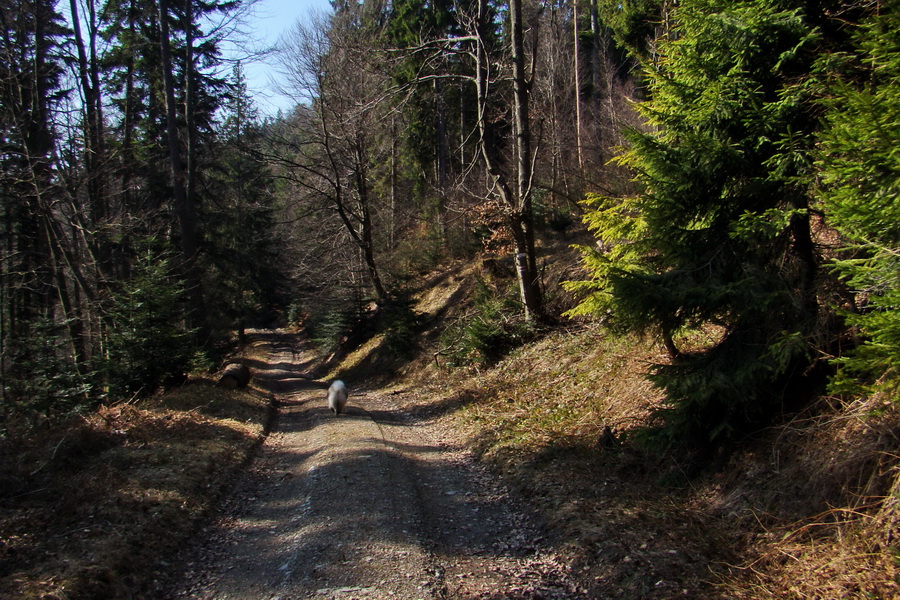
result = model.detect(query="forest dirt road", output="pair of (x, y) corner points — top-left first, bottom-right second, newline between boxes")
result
(169, 331), (582, 600)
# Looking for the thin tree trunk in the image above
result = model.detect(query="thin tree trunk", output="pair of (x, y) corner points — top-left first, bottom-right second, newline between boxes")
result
(317, 80), (389, 306)
(590, 0), (602, 161)
(475, 0), (512, 206)
(390, 114), (397, 249)
(69, 0), (109, 279)
(352, 143), (388, 305)
(509, 0), (543, 321)
(474, 0), (543, 321)
(436, 78), (448, 240)
(573, 0), (584, 174)
(121, 0), (138, 217)
(184, 0), (197, 210)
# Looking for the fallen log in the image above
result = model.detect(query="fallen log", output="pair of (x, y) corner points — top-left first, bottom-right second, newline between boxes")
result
(218, 363), (251, 388)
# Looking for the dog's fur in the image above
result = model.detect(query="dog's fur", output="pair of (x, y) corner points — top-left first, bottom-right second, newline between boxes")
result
(327, 380), (348, 415)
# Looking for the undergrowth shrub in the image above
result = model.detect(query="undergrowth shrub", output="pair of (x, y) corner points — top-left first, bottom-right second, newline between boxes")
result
(380, 292), (421, 358)
(3, 317), (95, 428)
(392, 229), (444, 278)
(306, 292), (367, 350)
(440, 278), (537, 366)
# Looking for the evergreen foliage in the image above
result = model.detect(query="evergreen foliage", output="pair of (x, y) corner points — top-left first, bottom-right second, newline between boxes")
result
(596, 0), (663, 60)
(563, 192), (648, 322)
(308, 300), (365, 350)
(3, 318), (94, 424)
(104, 247), (199, 398)
(380, 292), (422, 358)
(441, 278), (536, 366)
(816, 4), (900, 397)
(383, 0), (473, 202)
(569, 0), (829, 448)
(203, 64), (286, 336)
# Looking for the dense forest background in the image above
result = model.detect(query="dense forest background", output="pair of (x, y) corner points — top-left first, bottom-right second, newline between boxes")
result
(1, 0), (896, 448)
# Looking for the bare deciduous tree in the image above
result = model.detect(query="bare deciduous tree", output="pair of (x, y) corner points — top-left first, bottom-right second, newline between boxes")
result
(468, 0), (544, 321)
(273, 10), (392, 307)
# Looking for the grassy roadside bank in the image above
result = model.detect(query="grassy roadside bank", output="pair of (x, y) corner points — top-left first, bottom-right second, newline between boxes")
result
(404, 323), (900, 599)
(0, 377), (274, 599)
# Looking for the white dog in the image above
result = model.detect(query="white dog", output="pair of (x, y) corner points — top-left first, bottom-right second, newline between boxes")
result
(327, 380), (348, 415)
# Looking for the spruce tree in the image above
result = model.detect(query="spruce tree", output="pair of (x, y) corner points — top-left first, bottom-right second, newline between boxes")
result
(569, 0), (827, 448)
(817, 3), (900, 397)
(203, 63), (284, 338)
(384, 0), (468, 199)
(0, 0), (79, 413)
(104, 245), (198, 397)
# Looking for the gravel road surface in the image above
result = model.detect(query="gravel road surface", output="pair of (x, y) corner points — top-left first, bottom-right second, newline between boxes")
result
(170, 331), (581, 600)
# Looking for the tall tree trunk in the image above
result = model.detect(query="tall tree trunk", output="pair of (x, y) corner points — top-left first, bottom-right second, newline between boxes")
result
(69, 0), (109, 283)
(183, 0), (197, 211)
(475, 0), (544, 321)
(21, 0), (59, 329)
(120, 0), (138, 218)
(509, 0), (543, 321)
(435, 78), (448, 240)
(573, 0), (584, 174)
(590, 0), (602, 161)
(158, 0), (208, 341)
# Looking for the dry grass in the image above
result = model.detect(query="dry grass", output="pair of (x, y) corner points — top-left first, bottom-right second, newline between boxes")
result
(0, 380), (273, 600)
(457, 325), (664, 459)
(711, 393), (900, 599)
(427, 326), (734, 598)
(394, 259), (900, 598)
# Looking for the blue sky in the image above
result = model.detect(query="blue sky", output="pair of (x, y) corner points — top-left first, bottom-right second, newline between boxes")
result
(241, 0), (333, 116)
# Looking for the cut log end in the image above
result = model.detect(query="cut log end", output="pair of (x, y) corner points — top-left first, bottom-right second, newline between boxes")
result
(218, 363), (251, 388)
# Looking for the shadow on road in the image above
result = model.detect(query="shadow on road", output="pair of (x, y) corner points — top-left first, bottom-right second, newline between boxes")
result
(170, 330), (576, 600)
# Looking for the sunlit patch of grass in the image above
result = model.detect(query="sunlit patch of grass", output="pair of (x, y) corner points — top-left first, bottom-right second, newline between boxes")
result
(458, 325), (666, 462)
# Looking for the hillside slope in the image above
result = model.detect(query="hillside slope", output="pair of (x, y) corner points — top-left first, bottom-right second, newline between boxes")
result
(338, 258), (900, 599)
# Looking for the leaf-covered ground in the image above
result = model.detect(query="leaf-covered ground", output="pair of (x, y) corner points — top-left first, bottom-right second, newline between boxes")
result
(0, 352), (275, 599)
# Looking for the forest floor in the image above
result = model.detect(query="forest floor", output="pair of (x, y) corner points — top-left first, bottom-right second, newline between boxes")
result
(2, 260), (898, 599)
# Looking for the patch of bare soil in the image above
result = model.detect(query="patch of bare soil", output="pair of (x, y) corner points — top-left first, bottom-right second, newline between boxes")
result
(167, 332), (585, 600)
